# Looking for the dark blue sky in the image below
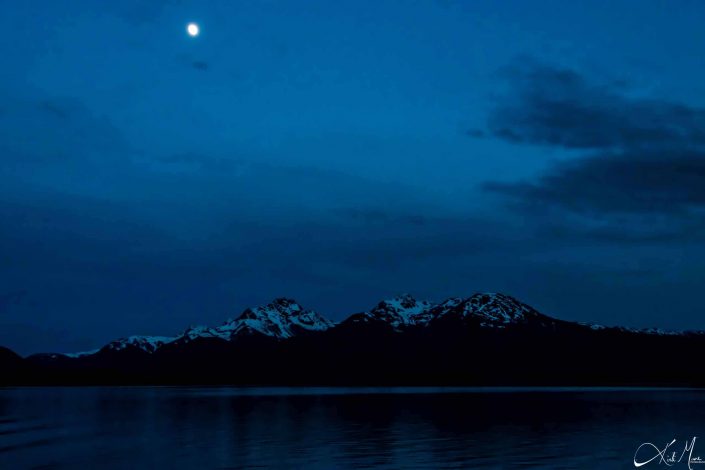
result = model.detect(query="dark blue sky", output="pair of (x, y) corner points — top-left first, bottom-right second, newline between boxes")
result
(2, 0), (705, 354)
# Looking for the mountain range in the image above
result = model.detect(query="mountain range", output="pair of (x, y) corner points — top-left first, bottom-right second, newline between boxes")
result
(1, 292), (702, 386)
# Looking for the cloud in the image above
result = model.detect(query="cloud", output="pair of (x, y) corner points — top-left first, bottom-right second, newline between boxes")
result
(482, 61), (705, 243)
(485, 61), (705, 151)
(485, 149), (705, 243)
(486, 150), (705, 216)
(192, 61), (209, 71)
(465, 129), (486, 138)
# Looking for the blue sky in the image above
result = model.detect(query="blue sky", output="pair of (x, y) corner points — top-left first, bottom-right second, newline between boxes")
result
(2, 0), (705, 354)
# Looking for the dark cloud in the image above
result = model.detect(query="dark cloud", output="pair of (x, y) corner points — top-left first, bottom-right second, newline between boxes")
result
(485, 62), (705, 150)
(483, 61), (705, 243)
(485, 149), (705, 243)
(192, 61), (209, 71)
(486, 150), (705, 216)
(465, 129), (486, 138)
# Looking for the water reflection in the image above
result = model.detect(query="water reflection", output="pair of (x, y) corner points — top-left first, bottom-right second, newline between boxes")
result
(0, 387), (703, 468)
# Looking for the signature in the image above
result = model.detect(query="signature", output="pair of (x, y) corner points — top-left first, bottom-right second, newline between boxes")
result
(635, 437), (705, 468)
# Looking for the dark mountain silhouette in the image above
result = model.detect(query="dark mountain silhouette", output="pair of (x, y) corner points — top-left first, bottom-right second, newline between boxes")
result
(3, 293), (703, 386)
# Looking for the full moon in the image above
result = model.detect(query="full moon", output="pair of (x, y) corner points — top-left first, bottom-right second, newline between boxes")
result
(187, 23), (199, 37)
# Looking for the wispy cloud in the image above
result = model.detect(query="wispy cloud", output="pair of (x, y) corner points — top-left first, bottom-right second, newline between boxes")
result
(485, 61), (705, 151)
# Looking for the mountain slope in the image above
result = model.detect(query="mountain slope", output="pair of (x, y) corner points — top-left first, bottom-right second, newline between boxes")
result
(341, 294), (433, 330)
(0, 345), (23, 368)
(426, 292), (560, 331)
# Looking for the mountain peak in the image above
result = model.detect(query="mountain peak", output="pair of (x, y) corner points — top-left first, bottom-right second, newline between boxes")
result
(180, 325), (230, 342)
(375, 294), (432, 316)
(237, 298), (303, 320)
(271, 297), (304, 313)
(376, 293), (420, 309)
(467, 292), (536, 323)
(345, 294), (433, 330)
(431, 292), (543, 326)
(220, 298), (333, 339)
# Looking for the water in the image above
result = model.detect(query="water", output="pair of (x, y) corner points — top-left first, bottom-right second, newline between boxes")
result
(0, 387), (703, 469)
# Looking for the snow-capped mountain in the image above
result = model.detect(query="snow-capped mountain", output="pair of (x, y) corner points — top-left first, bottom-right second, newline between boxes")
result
(51, 292), (697, 360)
(343, 292), (550, 331)
(578, 322), (685, 336)
(343, 294), (433, 330)
(59, 336), (176, 357)
(63, 298), (334, 357)
(217, 298), (334, 339)
(12, 290), (705, 387)
(103, 335), (177, 354)
(427, 292), (550, 328)
(179, 325), (230, 342)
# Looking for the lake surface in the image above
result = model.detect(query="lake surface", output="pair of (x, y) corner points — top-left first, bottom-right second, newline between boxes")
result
(1, 387), (703, 469)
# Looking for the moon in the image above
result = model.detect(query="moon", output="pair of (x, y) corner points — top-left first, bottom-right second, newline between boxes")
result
(187, 23), (200, 37)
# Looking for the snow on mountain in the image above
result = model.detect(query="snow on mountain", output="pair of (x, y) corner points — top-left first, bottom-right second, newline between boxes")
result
(344, 294), (433, 330)
(179, 325), (230, 342)
(104, 335), (177, 353)
(344, 293), (549, 331)
(640, 327), (680, 336)
(578, 322), (684, 336)
(215, 298), (334, 339)
(427, 292), (545, 328)
(63, 349), (100, 358)
(60, 298), (333, 357)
